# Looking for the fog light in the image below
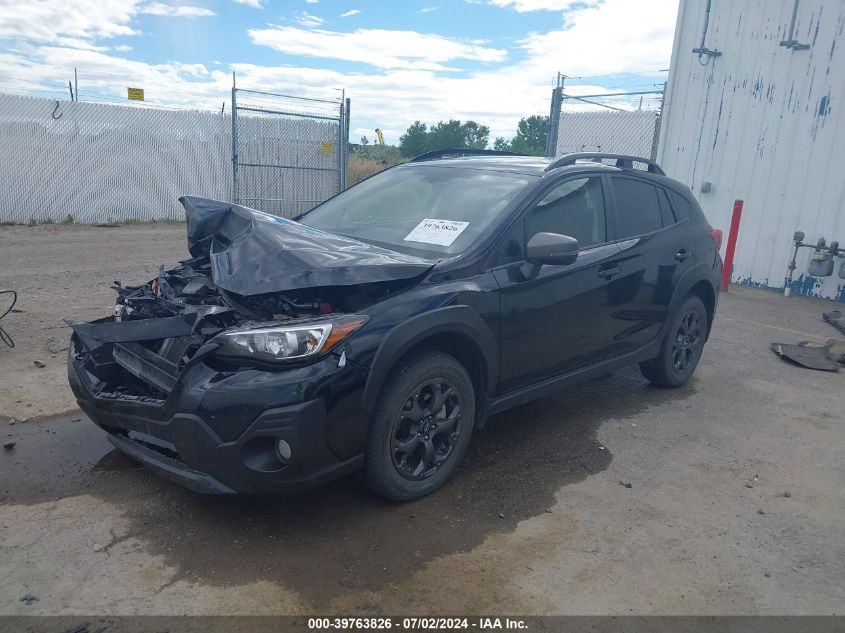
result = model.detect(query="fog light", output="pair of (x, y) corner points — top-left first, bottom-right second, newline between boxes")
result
(275, 439), (292, 462)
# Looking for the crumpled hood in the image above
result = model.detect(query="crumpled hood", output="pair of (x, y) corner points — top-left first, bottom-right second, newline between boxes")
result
(181, 196), (434, 296)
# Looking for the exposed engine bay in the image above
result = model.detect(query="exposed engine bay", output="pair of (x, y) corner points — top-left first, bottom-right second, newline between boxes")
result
(68, 196), (433, 403)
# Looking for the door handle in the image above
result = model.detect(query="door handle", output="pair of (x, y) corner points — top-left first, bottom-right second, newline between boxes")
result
(675, 249), (692, 262)
(598, 265), (622, 279)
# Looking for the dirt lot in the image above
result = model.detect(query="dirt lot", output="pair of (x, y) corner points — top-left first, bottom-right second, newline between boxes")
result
(0, 224), (843, 615)
(0, 223), (190, 421)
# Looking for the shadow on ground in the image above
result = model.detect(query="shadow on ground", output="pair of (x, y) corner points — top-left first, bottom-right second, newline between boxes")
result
(0, 368), (695, 606)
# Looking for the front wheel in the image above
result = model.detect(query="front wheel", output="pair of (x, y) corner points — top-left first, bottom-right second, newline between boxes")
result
(361, 350), (475, 501)
(640, 295), (708, 388)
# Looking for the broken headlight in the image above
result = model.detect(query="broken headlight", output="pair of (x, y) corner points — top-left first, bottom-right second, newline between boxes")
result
(212, 314), (368, 363)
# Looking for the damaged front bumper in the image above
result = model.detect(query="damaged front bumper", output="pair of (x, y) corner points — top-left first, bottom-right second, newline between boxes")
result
(68, 330), (372, 494)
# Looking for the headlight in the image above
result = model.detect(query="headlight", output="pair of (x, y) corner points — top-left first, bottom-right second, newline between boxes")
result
(213, 314), (369, 363)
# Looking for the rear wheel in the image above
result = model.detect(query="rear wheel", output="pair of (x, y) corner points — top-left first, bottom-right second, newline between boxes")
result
(361, 350), (475, 501)
(640, 295), (707, 387)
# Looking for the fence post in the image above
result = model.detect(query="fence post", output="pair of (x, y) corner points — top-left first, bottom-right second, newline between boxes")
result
(721, 200), (744, 291)
(341, 97), (351, 191)
(650, 82), (666, 162)
(544, 75), (564, 157)
(231, 72), (239, 204)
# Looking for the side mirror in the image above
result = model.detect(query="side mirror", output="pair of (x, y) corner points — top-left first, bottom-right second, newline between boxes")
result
(526, 232), (579, 266)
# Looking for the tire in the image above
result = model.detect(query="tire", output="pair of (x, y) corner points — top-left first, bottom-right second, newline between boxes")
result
(640, 295), (708, 388)
(361, 349), (475, 501)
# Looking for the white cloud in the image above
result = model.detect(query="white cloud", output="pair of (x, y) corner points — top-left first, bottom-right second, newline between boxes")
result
(249, 26), (508, 71)
(516, 0), (676, 77)
(305, 0), (319, 3)
(0, 0), (215, 47)
(233, 0), (263, 7)
(141, 3), (215, 17)
(480, 0), (599, 11)
(0, 0), (677, 144)
(0, 0), (140, 43)
(339, 9), (361, 17)
(294, 11), (324, 27)
(114, 44), (134, 52)
(419, 6), (438, 13)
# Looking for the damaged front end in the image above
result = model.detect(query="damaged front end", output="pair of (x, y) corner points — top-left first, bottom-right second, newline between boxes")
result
(66, 197), (432, 493)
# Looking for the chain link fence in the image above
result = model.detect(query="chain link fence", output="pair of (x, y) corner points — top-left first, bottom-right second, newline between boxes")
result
(0, 88), (349, 224)
(0, 93), (230, 223)
(546, 85), (665, 161)
(232, 86), (348, 218)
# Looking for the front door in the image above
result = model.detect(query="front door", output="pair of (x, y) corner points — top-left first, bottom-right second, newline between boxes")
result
(492, 175), (625, 395)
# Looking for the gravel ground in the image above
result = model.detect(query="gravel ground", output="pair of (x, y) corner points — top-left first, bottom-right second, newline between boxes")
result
(0, 223), (188, 421)
(0, 224), (843, 615)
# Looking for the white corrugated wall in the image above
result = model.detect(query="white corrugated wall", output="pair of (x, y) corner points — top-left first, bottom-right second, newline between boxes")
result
(658, 0), (845, 301)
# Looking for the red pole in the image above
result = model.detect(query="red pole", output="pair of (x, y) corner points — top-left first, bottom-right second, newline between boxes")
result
(721, 199), (744, 291)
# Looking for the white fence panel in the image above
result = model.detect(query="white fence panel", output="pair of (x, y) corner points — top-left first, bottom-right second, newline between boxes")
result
(555, 110), (659, 158)
(0, 94), (231, 223)
(0, 93), (346, 224)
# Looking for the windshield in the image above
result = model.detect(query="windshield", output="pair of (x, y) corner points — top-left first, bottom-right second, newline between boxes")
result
(298, 165), (531, 258)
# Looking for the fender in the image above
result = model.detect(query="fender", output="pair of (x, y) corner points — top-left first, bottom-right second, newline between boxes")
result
(362, 305), (498, 415)
(666, 262), (719, 336)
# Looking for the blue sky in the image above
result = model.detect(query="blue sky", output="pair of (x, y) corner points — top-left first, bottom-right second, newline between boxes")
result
(0, 0), (678, 142)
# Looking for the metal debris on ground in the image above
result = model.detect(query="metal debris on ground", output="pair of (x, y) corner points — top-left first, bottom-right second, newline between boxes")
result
(822, 338), (845, 364)
(19, 594), (38, 605)
(823, 310), (845, 336)
(770, 342), (840, 371)
(3, 441), (16, 450)
(0, 289), (16, 348)
(33, 359), (46, 368)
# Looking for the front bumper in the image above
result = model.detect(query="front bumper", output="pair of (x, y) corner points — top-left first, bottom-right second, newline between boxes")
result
(68, 336), (372, 493)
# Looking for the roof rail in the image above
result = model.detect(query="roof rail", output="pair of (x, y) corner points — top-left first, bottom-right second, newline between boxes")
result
(409, 148), (529, 163)
(545, 152), (665, 175)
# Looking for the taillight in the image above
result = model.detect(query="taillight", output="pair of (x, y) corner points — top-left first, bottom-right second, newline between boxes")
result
(710, 229), (723, 251)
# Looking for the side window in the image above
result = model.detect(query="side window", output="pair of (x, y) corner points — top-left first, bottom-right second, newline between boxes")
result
(611, 177), (663, 238)
(666, 189), (692, 221)
(525, 177), (606, 249)
(657, 188), (677, 226)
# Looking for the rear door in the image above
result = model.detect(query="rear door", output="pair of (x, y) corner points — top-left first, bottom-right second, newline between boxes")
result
(492, 174), (626, 394)
(604, 175), (696, 353)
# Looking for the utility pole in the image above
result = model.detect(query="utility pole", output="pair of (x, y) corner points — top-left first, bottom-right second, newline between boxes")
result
(231, 71), (239, 203)
(545, 72), (566, 158)
(68, 81), (74, 101)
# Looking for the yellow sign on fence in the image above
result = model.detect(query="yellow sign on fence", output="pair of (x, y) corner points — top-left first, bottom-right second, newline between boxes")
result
(321, 142), (334, 154)
(127, 87), (144, 101)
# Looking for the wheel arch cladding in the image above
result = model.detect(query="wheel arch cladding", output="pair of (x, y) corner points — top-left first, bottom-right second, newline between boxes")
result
(669, 264), (717, 336)
(688, 279), (716, 332)
(362, 305), (497, 423)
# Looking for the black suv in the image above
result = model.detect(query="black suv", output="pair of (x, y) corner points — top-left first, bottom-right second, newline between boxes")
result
(68, 151), (723, 500)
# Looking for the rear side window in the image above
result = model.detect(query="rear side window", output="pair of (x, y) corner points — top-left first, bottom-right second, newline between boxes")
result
(657, 188), (677, 226)
(666, 189), (693, 221)
(611, 177), (662, 238)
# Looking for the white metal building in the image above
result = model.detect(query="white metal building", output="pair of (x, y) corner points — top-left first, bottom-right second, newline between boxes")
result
(658, 0), (845, 301)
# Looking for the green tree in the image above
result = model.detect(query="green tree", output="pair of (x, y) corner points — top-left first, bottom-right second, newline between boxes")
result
(508, 115), (549, 156)
(461, 121), (490, 149)
(399, 121), (429, 157)
(493, 137), (511, 151)
(428, 119), (466, 149)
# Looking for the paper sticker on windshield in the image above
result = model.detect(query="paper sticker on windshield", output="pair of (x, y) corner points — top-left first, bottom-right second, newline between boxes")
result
(404, 219), (469, 247)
